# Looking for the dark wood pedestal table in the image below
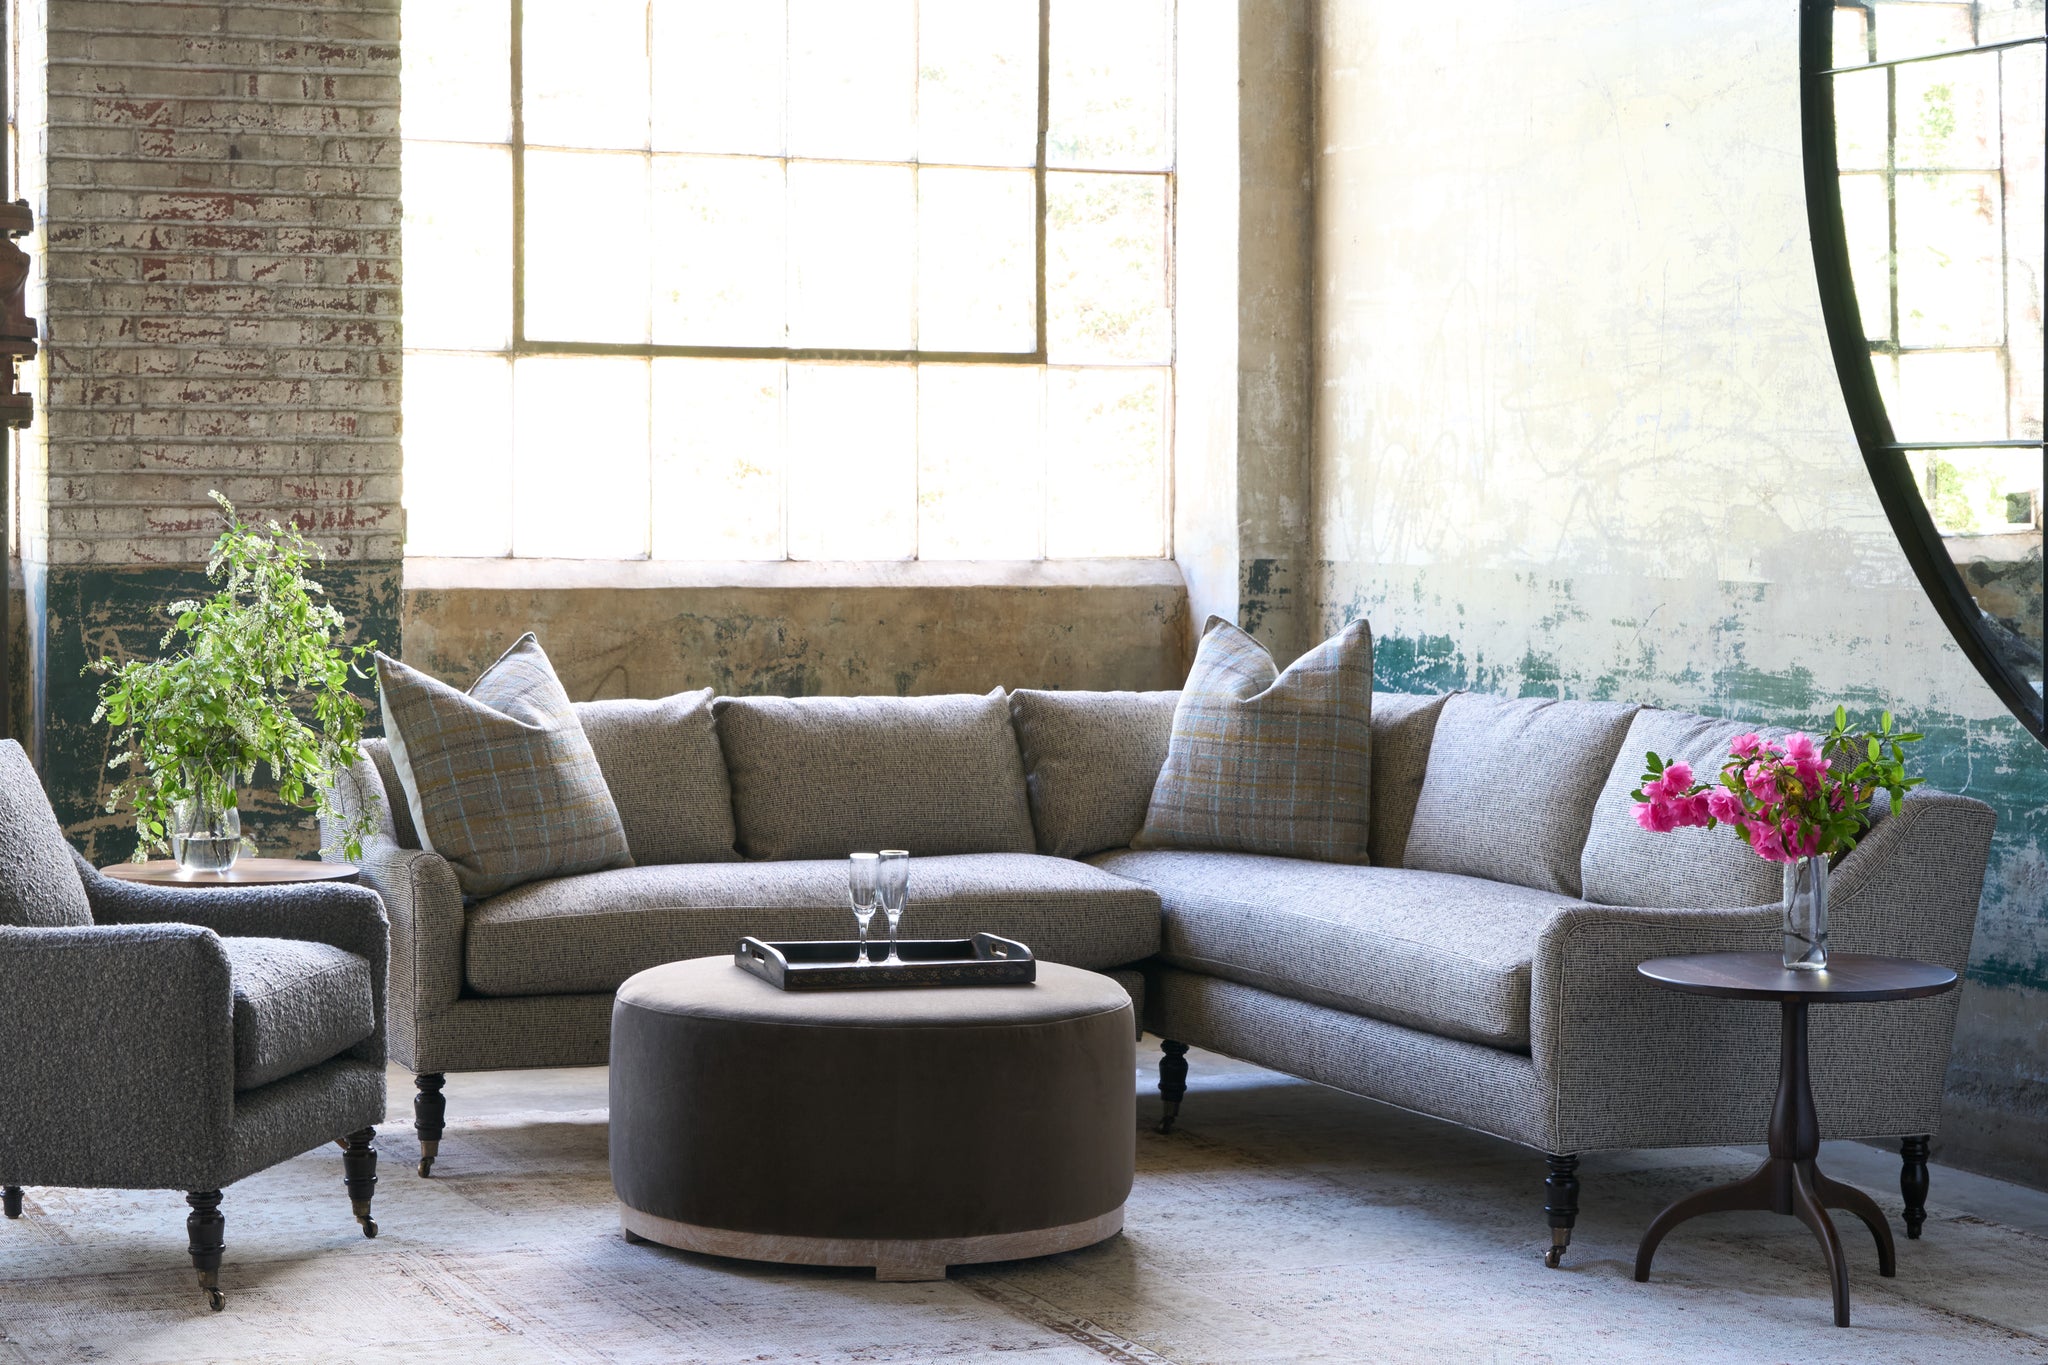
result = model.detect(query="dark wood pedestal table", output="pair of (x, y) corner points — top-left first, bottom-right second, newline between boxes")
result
(100, 858), (358, 887)
(1633, 952), (1957, 1328)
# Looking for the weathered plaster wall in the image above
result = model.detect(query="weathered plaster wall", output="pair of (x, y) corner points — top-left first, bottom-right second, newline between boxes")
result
(400, 562), (1188, 705)
(1314, 0), (2048, 1182)
(1173, 0), (1315, 666)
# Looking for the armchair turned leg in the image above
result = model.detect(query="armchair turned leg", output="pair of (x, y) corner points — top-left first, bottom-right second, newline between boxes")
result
(1156, 1039), (1190, 1135)
(3, 1186), (21, 1219)
(186, 1190), (226, 1312)
(342, 1128), (379, 1238)
(415, 1073), (447, 1178)
(1544, 1153), (1581, 1268)
(1901, 1134), (1930, 1239)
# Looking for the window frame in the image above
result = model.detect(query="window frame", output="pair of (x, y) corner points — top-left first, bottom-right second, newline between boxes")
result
(1800, 0), (2048, 743)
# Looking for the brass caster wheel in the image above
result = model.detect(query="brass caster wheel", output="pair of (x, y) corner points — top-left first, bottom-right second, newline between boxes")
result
(1544, 1245), (1566, 1269)
(418, 1156), (434, 1178)
(206, 1287), (226, 1312)
(359, 1216), (379, 1239)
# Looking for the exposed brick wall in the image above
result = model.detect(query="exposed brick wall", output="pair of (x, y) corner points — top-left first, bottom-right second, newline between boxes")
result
(13, 0), (403, 853)
(35, 0), (401, 566)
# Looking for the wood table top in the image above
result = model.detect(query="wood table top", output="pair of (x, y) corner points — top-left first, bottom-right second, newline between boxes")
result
(100, 858), (359, 887)
(1637, 951), (1957, 1003)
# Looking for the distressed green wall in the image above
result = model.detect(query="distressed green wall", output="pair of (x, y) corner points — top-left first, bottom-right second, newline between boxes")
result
(38, 562), (400, 863)
(1315, 0), (2048, 1182)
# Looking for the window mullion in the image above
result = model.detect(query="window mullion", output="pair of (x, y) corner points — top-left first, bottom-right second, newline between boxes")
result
(1034, 0), (1050, 361)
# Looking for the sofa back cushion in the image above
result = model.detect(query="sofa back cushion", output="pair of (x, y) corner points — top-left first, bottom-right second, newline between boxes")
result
(1403, 695), (1639, 896)
(377, 633), (632, 899)
(715, 689), (1036, 860)
(1580, 708), (1787, 908)
(1133, 617), (1374, 864)
(1009, 689), (1179, 858)
(1368, 691), (1454, 868)
(575, 691), (739, 866)
(0, 739), (93, 928)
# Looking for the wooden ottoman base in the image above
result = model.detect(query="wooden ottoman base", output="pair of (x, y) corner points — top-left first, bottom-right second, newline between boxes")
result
(619, 1202), (1125, 1282)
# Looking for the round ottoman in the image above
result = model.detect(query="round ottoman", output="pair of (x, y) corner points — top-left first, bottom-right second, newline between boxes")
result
(610, 957), (1135, 1281)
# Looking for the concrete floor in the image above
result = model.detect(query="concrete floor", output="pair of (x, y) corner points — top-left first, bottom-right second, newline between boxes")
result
(385, 1037), (2048, 1241)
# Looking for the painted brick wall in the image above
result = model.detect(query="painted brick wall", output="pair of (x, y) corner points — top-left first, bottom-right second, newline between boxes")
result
(19, 0), (403, 856)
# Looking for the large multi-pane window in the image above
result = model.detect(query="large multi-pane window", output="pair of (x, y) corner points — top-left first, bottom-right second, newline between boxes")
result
(1817, 0), (2045, 716)
(400, 0), (1174, 561)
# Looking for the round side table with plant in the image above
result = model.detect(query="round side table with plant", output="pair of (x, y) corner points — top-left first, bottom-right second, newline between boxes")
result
(90, 491), (380, 872)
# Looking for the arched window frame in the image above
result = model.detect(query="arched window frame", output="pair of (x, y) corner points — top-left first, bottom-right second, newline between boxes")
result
(1800, 0), (2048, 743)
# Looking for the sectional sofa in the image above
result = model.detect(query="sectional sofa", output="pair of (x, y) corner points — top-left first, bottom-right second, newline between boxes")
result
(325, 685), (1994, 1264)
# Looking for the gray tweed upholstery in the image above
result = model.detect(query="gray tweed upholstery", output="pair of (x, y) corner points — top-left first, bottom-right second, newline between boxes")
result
(0, 740), (93, 928)
(575, 692), (739, 866)
(465, 854), (1162, 996)
(221, 937), (376, 1091)
(1580, 709), (1789, 909)
(1096, 850), (1572, 1048)
(715, 689), (1037, 860)
(1404, 695), (1639, 896)
(1367, 692), (1453, 868)
(0, 843), (387, 1194)
(1008, 688), (1179, 858)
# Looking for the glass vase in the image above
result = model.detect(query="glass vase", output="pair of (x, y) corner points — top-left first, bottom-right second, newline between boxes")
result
(1782, 854), (1829, 971)
(173, 791), (242, 874)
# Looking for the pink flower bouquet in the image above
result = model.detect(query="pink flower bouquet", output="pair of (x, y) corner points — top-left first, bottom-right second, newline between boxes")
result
(1631, 706), (1922, 864)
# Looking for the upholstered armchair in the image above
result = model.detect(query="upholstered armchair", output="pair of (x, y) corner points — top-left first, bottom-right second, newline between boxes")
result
(0, 741), (389, 1311)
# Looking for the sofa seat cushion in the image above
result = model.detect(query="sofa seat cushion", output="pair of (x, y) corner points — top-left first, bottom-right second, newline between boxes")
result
(1091, 850), (1585, 1049)
(221, 937), (376, 1091)
(464, 854), (1163, 997)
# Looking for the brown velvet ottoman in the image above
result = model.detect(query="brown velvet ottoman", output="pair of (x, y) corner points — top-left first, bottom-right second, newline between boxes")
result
(609, 956), (1136, 1281)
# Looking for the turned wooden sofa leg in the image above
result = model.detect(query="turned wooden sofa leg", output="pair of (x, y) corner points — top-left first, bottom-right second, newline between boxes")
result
(186, 1190), (226, 1311)
(415, 1073), (447, 1177)
(1544, 1153), (1580, 1268)
(1900, 1134), (1930, 1239)
(343, 1128), (380, 1238)
(3, 1186), (21, 1219)
(1156, 1040), (1189, 1134)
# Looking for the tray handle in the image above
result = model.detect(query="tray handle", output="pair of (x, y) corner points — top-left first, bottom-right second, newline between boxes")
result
(973, 933), (1034, 962)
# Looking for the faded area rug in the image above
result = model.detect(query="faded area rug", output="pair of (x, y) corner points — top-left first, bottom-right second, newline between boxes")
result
(2, 1048), (2045, 1364)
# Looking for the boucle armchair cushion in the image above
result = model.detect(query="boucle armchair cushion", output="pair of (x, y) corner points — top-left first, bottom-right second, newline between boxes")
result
(575, 691), (739, 866)
(714, 690), (1036, 860)
(0, 739), (93, 928)
(1367, 691), (1454, 868)
(1133, 617), (1375, 863)
(376, 633), (631, 899)
(1580, 709), (1789, 908)
(1403, 695), (1639, 896)
(221, 936), (376, 1091)
(1009, 689), (1179, 858)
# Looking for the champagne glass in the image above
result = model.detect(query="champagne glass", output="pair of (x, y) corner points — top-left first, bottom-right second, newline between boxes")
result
(847, 853), (880, 965)
(877, 850), (910, 965)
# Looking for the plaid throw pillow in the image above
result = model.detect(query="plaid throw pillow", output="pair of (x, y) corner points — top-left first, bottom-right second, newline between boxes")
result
(377, 634), (631, 899)
(1133, 616), (1374, 863)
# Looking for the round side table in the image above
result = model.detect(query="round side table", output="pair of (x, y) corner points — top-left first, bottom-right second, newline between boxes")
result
(1633, 952), (1957, 1328)
(100, 858), (359, 887)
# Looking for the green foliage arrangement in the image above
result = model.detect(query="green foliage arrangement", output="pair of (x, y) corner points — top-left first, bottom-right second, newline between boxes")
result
(89, 492), (379, 860)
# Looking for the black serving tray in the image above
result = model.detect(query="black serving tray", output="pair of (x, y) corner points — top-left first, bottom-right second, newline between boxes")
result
(735, 934), (1036, 991)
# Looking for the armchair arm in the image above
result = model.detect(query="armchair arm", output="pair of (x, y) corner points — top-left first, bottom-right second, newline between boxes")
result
(0, 922), (235, 1189)
(346, 837), (464, 1070)
(1530, 790), (1994, 1154)
(77, 853), (391, 1066)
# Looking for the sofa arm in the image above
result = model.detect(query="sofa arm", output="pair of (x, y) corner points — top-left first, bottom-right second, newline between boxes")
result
(348, 837), (465, 1070)
(79, 854), (391, 1067)
(0, 922), (236, 1188)
(1530, 790), (1994, 1154)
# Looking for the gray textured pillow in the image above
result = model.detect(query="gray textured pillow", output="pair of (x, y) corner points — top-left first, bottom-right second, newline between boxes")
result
(714, 689), (1036, 861)
(0, 739), (92, 928)
(1133, 617), (1374, 864)
(377, 634), (632, 899)
(1580, 709), (1787, 908)
(1403, 695), (1640, 896)
(576, 691), (739, 866)
(1367, 691), (1455, 868)
(1009, 689), (1179, 858)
